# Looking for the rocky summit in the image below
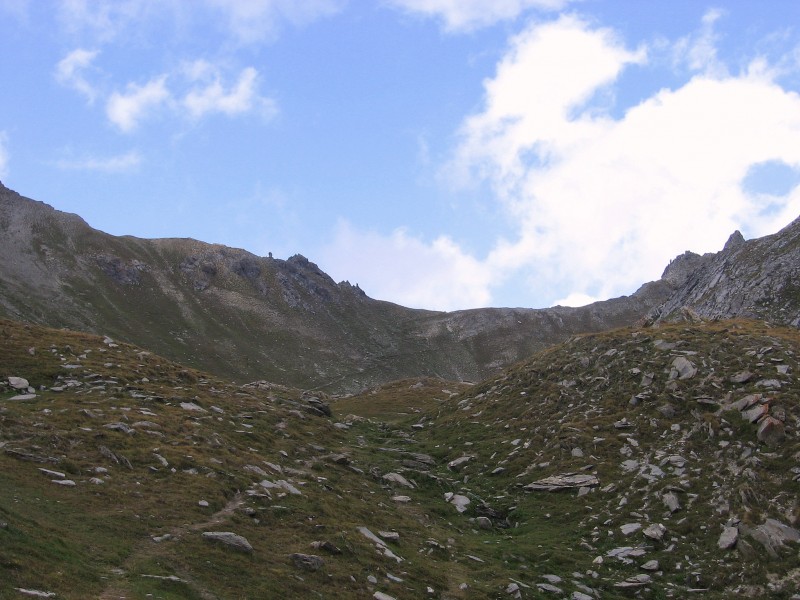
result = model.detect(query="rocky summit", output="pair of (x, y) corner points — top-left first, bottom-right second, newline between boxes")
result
(3, 184), (800, 599)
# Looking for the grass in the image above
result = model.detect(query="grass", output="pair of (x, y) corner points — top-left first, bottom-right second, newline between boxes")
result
(3, 317), (800, 598)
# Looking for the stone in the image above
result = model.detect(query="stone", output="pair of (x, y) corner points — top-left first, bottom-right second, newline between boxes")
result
(757, 416), (785, 447)
(52, 479), (76, 487)
(202, 531), (253, 553)
(641, 559), (659, 571)
(38, 468), (65, 479)
(289, 553), (324, 571)
(571, 447), (584, 457)
(9, 394), (36, 401)
(524, 473), (599, 492)
(614, 574), (651, 588)
(476, 516), (492, 530)
(378, 531), (400, 543)
(447, 493), (471, 513)
(718, 526), (738, 550)
(382, 472), (415, 488)
(643, 523), (666, 541)
(742, 403), (769, 423)
(671, 356), (697, 380)
(14, 589), (56, 598)
(8, 377), (29, 389)
(391, 495), (411, 503)
(373, 593), (396, 600)
(662, 492), (681, 513)
(742, 518), (800, 558)
(104, 422), (134, 435)
(447, 456), (473, 470)
(620, 523), (642, 535)
(537, 583), (563, 594)
(180, 402), (206, 412)
(730, 371), (753, 384)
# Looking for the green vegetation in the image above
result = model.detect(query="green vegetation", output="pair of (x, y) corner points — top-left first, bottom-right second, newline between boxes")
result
(2, 318), (800, 598)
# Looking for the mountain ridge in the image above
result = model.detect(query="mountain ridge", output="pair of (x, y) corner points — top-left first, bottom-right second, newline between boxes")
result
(0, 182), (674, 392)
(3, 181), (800, 393)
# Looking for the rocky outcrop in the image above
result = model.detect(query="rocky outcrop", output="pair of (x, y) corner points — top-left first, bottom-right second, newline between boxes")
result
(650, 219), (800, 326)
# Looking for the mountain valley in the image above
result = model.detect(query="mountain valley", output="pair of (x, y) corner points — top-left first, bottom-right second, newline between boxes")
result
(2, 184), (800, 599)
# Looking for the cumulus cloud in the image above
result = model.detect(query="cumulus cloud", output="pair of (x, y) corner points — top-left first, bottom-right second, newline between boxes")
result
(55, 48), (100, 103)
(326, 13), (800, 311)
(387, 0), (571, 31)
(106, 75), (170, 132)
(323, 221), (493, 311)
(182, 61), (277, 120)
(54, 150), (142, 172)
(450, 13), (800, 305)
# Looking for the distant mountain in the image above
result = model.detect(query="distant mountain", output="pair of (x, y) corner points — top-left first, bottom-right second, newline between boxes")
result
(1, 181), (798, 392)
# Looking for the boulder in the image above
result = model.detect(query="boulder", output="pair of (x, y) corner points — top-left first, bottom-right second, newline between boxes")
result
(718, 526), (738, 550)
(202, 531), (253, 553)
(643, 523), (666, 541)
(289, 553), (324, 571)
(741, 518), (800, 558)
(8, 377), (29, 389)
(757, 417), (785, 447)
(671, 356), (697, 380)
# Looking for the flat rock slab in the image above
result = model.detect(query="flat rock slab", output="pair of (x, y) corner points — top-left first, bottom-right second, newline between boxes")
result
(524, 473), (599, 492)
(202, 531), (253, 553)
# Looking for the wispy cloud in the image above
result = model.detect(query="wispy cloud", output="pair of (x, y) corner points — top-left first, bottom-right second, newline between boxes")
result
(55, 48), (100, 103)
(54, 150), (142, 172)
(204, 0), (345, 44)
(182, 62), (277, 120)
(386, 0), (571, 32)
(106, 75), (170, 132)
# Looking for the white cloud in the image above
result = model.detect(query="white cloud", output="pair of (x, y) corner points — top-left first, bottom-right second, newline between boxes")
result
(54, 150), (141, 172)
(106, 75), (170, 132)
(204, 0), (344, 44)
(672, 8), (727, 76)
(55, 48), (100, 103)
(448, 14), (800, 306)
(322, 221), (493, 311)
(387, 0), (571, 32)
(0, 131), (9, 179)
(182, 62), (277, 120)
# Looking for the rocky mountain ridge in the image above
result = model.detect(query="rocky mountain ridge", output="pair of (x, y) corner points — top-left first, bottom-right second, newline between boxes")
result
(0, 182), (671, 392)
(2, 181), (800, 394)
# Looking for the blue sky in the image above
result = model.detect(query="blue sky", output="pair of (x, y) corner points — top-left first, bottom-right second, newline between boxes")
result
(2, 1), (800, 311)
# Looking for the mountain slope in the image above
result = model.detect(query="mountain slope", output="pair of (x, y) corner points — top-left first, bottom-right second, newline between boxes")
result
(0, 183), (672, 392)
(4, 317), (800, 598)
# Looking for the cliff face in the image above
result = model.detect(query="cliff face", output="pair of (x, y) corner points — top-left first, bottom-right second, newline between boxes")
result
(649, 219), (800, 327)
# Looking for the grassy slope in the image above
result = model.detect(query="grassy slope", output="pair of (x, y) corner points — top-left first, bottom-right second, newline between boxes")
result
(3, 318), (800, 599)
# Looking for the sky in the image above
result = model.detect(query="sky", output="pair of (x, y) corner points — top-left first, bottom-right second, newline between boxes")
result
(2, 1), (800, 311)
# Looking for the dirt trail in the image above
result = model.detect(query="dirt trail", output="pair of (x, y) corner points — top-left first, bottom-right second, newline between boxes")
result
(98, 493), (245, 600)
